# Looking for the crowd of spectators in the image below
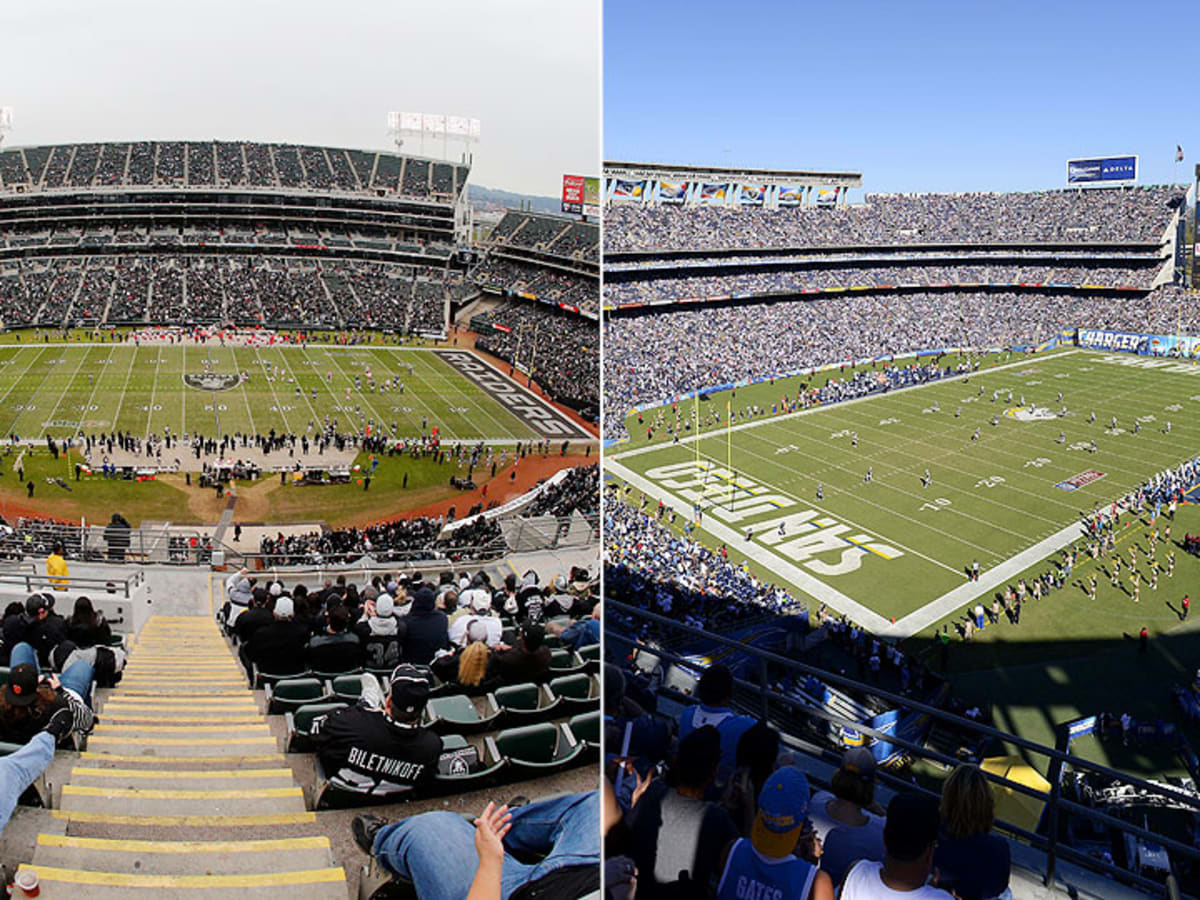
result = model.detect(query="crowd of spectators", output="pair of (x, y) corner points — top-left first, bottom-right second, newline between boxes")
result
(0, 224), (453, 254)
(525, 464), (600, 518)
(0, 142), (468, 199)
(604, 657), (1010, 899)
(219, 563), (600, 895)
(473, 256), (598, 312)
(257, 514), (502, 565)
(473, 302), (599, 412)
(603, 286), (1200, 440)
(605, 186), (1182, 251)
(487, 210), (599, 261)
(0, 256), (451, 333)
(605, 263), (1163, 306)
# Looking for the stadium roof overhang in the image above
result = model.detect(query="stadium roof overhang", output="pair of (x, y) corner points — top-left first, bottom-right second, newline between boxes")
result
(603, 161), (862, 189)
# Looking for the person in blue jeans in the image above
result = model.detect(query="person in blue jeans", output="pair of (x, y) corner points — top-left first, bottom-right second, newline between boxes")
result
(353, 790), (599, 900)
(0, 708), (75, 832)
(0, 642), (95, 745)
(8, 642), (94, 706)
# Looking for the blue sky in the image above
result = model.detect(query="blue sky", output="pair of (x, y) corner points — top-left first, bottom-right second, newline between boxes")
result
(605, 0), (1196, 195)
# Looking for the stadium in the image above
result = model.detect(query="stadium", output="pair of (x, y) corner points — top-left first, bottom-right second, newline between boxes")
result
(0, 136), (600, 896)
(602, 159), (1200, 897)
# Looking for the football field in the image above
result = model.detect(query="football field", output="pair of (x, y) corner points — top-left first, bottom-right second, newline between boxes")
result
(0, 343), (586, 445)
(608, 348), (1200, 637)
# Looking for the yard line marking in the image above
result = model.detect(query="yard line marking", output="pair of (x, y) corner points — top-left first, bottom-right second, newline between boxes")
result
(0, 347), (50, 436)
(612, 349), (1083, 462)
(251, 344), (296, 435)
(72, 344), (118, 442)
(142, 346), (162, 441)
(269, 346), (323, 432)
(320, 346), (390, 436)
(7, 346), (74, 438)
(230, 345), (257, 437)
(885, 519), (1086, 639)
(364, 347), (462, 439)
(110, 344), (140, 434)
(181, 341), (186, 436)
(357, 347), (423, 436)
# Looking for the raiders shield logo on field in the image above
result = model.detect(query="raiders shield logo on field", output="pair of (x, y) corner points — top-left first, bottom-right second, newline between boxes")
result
(183, 373), (243, 392)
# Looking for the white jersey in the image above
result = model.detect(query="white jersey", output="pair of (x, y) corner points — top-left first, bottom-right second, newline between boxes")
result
(840, 860), (953, 899)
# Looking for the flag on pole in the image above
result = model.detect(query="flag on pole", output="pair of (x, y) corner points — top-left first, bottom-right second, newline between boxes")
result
(1177, 145), (1185, 162)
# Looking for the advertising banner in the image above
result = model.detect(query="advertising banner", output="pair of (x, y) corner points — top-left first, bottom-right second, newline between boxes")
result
(739, 184), (766, 205)
(816, 187), (838, 206)
(658, 181), (688, 202)
(583, 176), (601, 217)
(698, 183), (728, 202)
(1067, 155), (1137, 184)
(611, 179), (645, 199)
(561, 174), (585, 215)
(1076, 328), (1200, 357)
(777, 185), (803, 205)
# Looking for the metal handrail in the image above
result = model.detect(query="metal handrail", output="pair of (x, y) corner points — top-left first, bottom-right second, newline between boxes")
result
(0, 570), (143, 599)
(609, 600), (1200, 896)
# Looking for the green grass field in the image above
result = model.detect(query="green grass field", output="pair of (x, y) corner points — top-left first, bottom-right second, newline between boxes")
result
(0, 342), (558, 443)
(0, 340), (590, 525)
(608, 347), (1200, 770)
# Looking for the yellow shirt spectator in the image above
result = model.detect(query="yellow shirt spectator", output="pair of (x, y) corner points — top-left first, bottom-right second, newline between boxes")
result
(46, 545), (69, 590)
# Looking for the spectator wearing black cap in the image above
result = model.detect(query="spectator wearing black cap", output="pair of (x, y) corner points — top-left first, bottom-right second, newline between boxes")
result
(840, 790), (954, 899)
(627, 725), (740, 898)
(399, 587), (449, 665)
(16, 594), (68, 669)
(491, 621), (551, 684)
(932, 764), (1011, 900)
(679, 664), (756, 789)
(0, 652), (95, 745)
(308, 664), (442, 797)
(807, 747), (886, 886)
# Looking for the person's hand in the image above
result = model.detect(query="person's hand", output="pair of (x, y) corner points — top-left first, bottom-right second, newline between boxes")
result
(631, 765), (656, 808)
(473, 801), (512, 865)
(46, 673), (61, 690)
(363, 599), (376, 618)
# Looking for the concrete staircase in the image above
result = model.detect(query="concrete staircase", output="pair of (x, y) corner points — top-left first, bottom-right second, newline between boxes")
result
(18, 616), (348, 897)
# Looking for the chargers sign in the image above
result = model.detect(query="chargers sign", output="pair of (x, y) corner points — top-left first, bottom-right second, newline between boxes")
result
(1067, 155), (1137, 184)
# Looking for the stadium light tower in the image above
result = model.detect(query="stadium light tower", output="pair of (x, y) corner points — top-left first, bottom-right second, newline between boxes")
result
(0, 108), (12, 149)
(387, 111), (479, 162)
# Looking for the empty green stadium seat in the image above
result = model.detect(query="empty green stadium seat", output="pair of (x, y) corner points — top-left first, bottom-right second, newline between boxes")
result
(424, 693), (500, 734)
(253, 664), (311, 689)
(548, 649), (586, 675)
(329, 674), (374, 703)
(492, 682), (551, 723)
(266, 677), (330, 715)
(576, 643), (601, 671)
(548, 674), (597, 713)
(567, 710), (600, 747)
(485, 722), (584, 777)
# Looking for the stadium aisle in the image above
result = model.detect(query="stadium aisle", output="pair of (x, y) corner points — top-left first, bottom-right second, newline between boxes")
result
(17, 615), (347, 897)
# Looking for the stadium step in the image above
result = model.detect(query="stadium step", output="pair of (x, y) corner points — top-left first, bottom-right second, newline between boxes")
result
(26, 614), (348, 898)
